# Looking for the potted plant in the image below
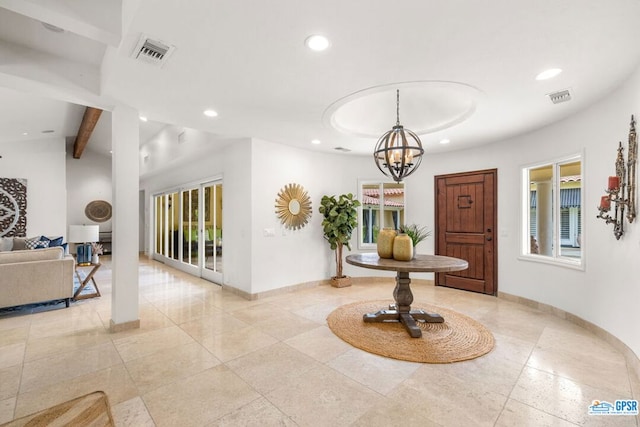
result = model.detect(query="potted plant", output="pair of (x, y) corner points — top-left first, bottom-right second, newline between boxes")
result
(90, 242), (104, 264)
(398, 223), (431, 250)
(319, 193), (361, 287)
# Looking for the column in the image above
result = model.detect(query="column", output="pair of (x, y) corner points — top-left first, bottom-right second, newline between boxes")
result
(536, 181), (553, 256)
(110, 104), (140, 331)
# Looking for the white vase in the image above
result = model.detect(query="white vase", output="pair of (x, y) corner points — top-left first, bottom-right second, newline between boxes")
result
(92, 254), (99, 264)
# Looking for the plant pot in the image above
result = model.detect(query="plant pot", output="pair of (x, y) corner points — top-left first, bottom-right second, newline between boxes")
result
(330, 276), (352, 288)
(92, 254), (100, 264)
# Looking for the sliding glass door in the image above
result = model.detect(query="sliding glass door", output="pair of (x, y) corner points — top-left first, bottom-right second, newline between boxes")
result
(201, 182), (222, 283)
(152, 179), (223, 284)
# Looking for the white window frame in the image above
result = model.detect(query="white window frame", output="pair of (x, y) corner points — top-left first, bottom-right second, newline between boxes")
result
(358, 179), (406, 250)
(519, 152), (584, 270)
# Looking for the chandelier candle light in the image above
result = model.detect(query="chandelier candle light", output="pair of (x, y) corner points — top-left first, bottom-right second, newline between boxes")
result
(373, 90), (425, 183)
(597, 115), (637, 239)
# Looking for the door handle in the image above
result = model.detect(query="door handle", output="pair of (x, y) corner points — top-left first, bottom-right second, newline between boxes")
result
(486, 237), (492, 241)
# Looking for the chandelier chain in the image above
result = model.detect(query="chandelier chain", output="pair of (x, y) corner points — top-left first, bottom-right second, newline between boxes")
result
(396, 89), (400, 126)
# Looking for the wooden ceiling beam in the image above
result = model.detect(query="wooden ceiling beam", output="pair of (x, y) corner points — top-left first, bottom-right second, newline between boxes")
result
(73, 107), (103, 159)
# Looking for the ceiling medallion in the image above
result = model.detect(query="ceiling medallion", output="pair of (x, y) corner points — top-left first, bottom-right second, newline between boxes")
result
(373, 90), (424, 183)
(323, 81), (481, 139)
(275, 183), (312, 230)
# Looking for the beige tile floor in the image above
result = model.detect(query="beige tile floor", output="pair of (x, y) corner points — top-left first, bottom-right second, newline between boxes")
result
(0, 257), (638, 426)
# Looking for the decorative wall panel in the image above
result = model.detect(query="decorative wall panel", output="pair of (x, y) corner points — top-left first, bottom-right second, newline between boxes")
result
(0, 178), (27, 237)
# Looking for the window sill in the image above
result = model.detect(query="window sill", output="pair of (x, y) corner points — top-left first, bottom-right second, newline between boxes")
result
(518, 254), (584, 271)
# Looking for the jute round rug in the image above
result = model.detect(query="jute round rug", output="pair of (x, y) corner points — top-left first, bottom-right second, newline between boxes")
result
(327, 300), (494, 363)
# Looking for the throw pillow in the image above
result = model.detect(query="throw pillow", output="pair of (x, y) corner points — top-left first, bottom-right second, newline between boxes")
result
(40, 236), (64, 247)
(0, 237), (13, 252)
(12, 237), (26, 250)
(25, 236), (48, 250)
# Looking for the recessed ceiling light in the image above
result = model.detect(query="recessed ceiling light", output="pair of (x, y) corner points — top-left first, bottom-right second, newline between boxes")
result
(41, 130), (54, 134)
(139, 116), (148, 122)
(536, 68), (562, 81)
(439, 138), (451, 144)
(311, 139), (321, 145)
(305, 35), (330, 51)
(203, 109), (218, 117)
(22, 132), (28, 136)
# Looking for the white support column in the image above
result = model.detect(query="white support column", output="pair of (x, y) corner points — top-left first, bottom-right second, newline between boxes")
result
(536, 181), (553, 256)
(110, 105), (140, 332)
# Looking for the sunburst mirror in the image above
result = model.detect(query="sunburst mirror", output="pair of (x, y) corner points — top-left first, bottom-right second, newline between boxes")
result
(275, 183), (312, 230)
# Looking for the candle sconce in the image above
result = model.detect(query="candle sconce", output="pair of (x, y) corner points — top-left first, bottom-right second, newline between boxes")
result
(597, 115), (637, 239)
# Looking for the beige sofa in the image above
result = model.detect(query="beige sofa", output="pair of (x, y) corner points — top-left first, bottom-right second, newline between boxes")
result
(0, 246), (75, 309)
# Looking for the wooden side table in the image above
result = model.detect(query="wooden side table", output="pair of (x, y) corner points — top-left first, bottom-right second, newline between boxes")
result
(73, 263), (102, 300)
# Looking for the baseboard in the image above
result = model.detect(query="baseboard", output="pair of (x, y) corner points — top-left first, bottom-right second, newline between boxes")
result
(221, 276), (422, 301)
(109, 318), (140, 332)
(222, 279), (332, 300)
(499, 291), (640, 383)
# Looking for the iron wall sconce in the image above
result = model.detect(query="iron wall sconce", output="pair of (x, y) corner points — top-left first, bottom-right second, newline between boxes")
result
(597, 115), (637, 239)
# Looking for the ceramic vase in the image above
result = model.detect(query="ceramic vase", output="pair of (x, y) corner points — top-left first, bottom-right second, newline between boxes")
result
(92, 254), (99, 264)
(377, 228), (397, 258)
(393, 233), (413, 261)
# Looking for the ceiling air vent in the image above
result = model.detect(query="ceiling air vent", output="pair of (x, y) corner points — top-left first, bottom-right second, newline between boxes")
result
(547, 89), (572, 104)
(334, 147), (351, 152)
(132, 35), (175, 67)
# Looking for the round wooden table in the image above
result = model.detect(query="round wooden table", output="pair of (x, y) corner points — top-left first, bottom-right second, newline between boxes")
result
(346, 253), (468, 338)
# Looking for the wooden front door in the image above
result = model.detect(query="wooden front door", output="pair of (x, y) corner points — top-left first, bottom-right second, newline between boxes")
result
(435, 169), (497, 295)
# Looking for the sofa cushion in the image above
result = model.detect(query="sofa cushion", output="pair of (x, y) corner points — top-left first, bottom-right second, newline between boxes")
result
(25, 236), (48, 250)
(0, 237), (13, 252)
(12, 237), (26, 251)
(41, 235), (64, 248)
(0, 246), (64, 264)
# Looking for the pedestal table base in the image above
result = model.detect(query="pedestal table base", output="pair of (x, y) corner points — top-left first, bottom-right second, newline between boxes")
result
(363, 271), (443, 338)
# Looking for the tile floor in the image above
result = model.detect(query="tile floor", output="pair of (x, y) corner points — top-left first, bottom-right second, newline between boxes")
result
(0, 257), (638, 426)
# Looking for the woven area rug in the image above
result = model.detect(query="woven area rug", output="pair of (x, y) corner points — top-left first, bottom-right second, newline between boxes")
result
(1, 391), (114, 427)
(327, 300), (495, 363)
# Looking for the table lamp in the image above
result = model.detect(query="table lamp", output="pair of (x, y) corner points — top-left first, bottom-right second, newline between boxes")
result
(68, 225), (99, 265)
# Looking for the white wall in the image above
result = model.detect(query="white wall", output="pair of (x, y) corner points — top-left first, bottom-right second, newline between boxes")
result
(405, 66), (640, 359)
(0, 138), (67, 238)
(139, 128), (254, 292)
(66, 146), (112, 232)
(139, 67), (640, 360)
(249, 139), (379, 293)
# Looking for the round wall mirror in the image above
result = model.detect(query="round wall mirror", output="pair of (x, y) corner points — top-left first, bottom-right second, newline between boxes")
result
(288, 199), (301, 215)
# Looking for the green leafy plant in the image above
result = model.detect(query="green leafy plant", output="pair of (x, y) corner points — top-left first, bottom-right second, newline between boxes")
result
(399, 223), (431, 247)
(319, 193), (361, 278)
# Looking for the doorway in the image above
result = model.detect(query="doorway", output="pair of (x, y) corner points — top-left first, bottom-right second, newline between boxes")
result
(152, 180), (223, 284)
(200, 181), (223, 283)
(434, 169), (497, 295)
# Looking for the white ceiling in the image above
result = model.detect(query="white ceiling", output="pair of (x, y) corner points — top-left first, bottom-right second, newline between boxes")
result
(1, 0), (640, 159)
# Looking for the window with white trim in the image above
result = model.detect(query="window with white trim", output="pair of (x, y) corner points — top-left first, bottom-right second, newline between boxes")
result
(521, 154), (583, 267)
(359, 181), (405, 248)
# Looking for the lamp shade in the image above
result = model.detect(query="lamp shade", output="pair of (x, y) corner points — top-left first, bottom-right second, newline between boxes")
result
(68, 225), (99, 243)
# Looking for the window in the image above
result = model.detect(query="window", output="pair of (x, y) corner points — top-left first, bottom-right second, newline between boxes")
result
(522, 154), (583, 267)
(359, 181), (405, 248)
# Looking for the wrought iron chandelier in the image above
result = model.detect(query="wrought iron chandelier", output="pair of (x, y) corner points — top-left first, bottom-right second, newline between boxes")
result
(373, 90), (425, 182)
